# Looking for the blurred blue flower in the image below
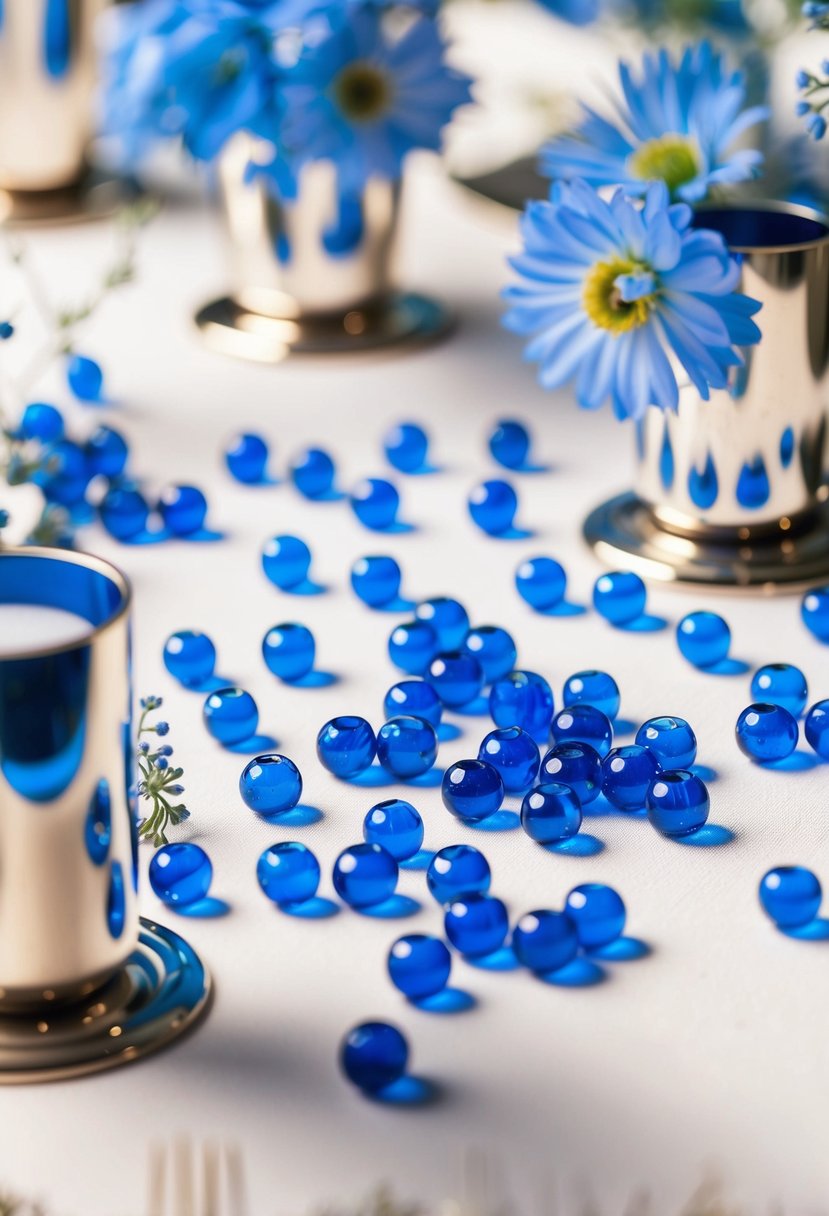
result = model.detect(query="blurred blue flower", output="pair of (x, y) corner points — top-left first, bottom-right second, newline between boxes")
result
(533, 0), (599, 24)
(503, 179), (762, 420)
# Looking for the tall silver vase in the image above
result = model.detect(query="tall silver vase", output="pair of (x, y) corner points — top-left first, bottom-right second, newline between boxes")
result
(584, 202), (829, 591)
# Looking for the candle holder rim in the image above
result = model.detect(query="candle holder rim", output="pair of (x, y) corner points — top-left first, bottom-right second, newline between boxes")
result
(693, 198), (829, 255)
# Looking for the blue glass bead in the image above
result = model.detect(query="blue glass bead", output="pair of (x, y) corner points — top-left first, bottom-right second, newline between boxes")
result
(388, 620), (438, 676)
(601, 745), (661, 812)
(462, 625), (517, 683)
(512, 909), (578, 973)
(0, 321), (12, 340)
(240, 753), (302, 815)
(676, 611), (731, 669)
(468, 479), (518, 536)
(20, 402), (63, 442)
(42, 440), (89, 505)
(441, 759), (504, 823)
(377, 715), (437, 779)
(257, 842), (320, 906)
(262, 535), (312, 591)
(515, 557), (566, 611)
(426, 651), (484, 708)
(290, 447), (335, 499)
(149, 843), (212, 907)
(646, 770), (710, 838)
(427, 844), (491, 905)
(66, 353), (104, 401)
(550, 705), (612, 758)
(158, 485), (207, 536)
(759, 866), (822, 929)
(262, 622), (315, 681)
(388, 934), (451, 999)
(562, 670), (620, 720)
(444, 893), (508, 957)
(351, 555), (401, 607)
(340, 1021), (408, 1093)
(225, 432), (269, 484)
(478, 726), (539, 792)
(489, 670), (554, 739)
(539, 742), (602, 805)
(384, 422), (429, 473)
(593, 571), (647, 626)
(488, 418), (530, 470)
(163, 630), (216, 687)
(751, 664), (809, 717)
(84, 426), (128, 479)
(801, 586), (829, 643)
(333, 842), (398, 908)
(415, 597), (469, 650)
(364, 798), (424, 861)
(520, 783), (582, 844)
(100, 486), (149, 540)
(350, 478), (399, 530)
(736, 703), (799, 764)
(317, 715), (377, 778)
(635, 716), (697, 769)
(203, 687), (258, 746)
(805, 698), (829, 759)
(565, 883), (626, 948)
(384, 680), (442, 728)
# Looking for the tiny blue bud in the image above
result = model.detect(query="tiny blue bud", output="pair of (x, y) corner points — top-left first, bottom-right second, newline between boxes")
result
(796, 68), (811, 88)
(155, 721), (170, 736)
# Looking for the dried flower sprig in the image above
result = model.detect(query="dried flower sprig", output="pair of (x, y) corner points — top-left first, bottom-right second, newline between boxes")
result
(136, 695), (190, 848)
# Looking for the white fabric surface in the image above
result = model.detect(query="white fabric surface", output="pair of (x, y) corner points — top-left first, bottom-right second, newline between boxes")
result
(3, 158), (829, 1215)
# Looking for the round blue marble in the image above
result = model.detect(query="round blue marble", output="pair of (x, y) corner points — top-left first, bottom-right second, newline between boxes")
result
(67, 354), (103, 401)
(565, 883), (626, 948)
(84, 426), (128, 479)
(100, 486), (149, 540)
(441, 759), (504, 824)
(550, 705), (612, 758)
(759, 866), (822, 929)
(468, 479), (518, 536)
(158, 485), (208, 536)
(262, 622), (315, 681)
(635, 716), (697, 770)
(520, 783), (582, 844)
(225, 433), (269, 484)
(736, 703), (799, 764)
(426, 651), (484, 708)
(676, 611), (731, 669)
(351, 555), (401, 607)
(478, 726), (539, 792)
(384, 422), (429, 473)
(538, 742), (602, 805)
(203, 687), (258, 746)
(750, 664), (809, 717)
(317, 716), (377, 778)
(388, 934), (451, 999)
(802, 586), (829, 643)
(364, 798), (424, 861)
(488, 419), (530, 470)
(261, 535), (312, 591)
(350, 478), (399, 530)
(462, 625), (517, 683)
(805, 698), (829, 759)
(333, 842), (398, 909)
(601, 745), (661, 812)
(377, 715), (437, 779)
(489, 670), (555, 739)
(340, 1021), (408, 1093)
(42, 440), (89, 505)
(427, 844), (491, 905)
(515, 557), (566, 610)
(388, 620), (438, 676)
(593, 571), (647, 626)
(240, 753), (302, 815)
(149, 843), (212, 907)
(415, 597), (469, 651)
(257, 842), (320, 906)
(384, 680), (442, 729)
(163, 630), (216, 688)
(563, 670), (620, 720)
(646, 770), (710, 838)
(290, 447), (335, 499)
(444, 893), (509, 957)
(20, 402), (63, 442)
(512, 909), (579, 973)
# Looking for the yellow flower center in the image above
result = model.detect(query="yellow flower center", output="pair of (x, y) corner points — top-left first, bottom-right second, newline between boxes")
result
(628, 134), (701, 194)
(583, 257), (654, 334)
(334, 61), (392, 122)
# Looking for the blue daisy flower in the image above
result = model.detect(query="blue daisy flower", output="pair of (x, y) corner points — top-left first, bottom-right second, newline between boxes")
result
(540, 42), (769, 203)
(502, 179), (762, 421)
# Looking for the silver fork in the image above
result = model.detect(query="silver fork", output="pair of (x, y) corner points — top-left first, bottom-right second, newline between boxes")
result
(146, 1140), (247, 1216)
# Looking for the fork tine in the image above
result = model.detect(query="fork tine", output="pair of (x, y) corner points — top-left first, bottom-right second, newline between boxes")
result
(202, 1142), (220, 1216)
(174, 1138), (195, 1216)
(147, 1143), (166, 1216)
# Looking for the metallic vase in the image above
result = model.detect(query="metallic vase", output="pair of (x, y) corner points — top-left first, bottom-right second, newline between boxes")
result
(584, 202), (829, 590)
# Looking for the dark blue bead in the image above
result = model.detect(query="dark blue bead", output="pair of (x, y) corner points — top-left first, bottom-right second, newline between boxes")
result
(377, 716), (437, 778)
(225, 433), (269, 484)
(759, 866), (822, 928)
(751, 664), (808, 717)
(489, 670), (554, 739)
(415, 597), (469, 650)
(158, 484), (208, 536)
(333, 842), (398, 908)
(512, 909), (578, 973)
(203, 687), (258, 746)
(290, 447), (336, 499)
(384, 422), (429, 473)
(468, 479), (518, 535)
(478, 726), (539, 792)
(736, 703), (799, 763)
(317, 715), (377, 778)
(426, 651), (484, 708)
(563, 670), (620, 720)
(257, 842), (320, 906)
(805, 698), (829, 759)
(441, 759), (504, 823)
(66, 353), (104, 402)
(802, 586), (829, 642)
(676, 611), (731, 668)
(646, 770), (710, 838)
(351, 555), (401, 607)
(340, 1021), (408, 1093)
(550, 705), (612, 757)
(488, 419), (530, 469)
(100, 486), (149, 540)
(364, 798), (424, 861)
(0, 321), (12, 340)
(262, 622), (315, 681)
(601, 745), (660, 812)
(384, 680), (442, 728)
(462, 625), (517, 682)
(20, 402), (63, 442)
(520, 783), (582, 844)
(163, 630), (216, 687)
(350, 478), (399, 530)
(388, 934), (451, 999)
(444, 893), (508, 957)
(515, 557), (566, 610)
(149, 843), (212, 907)
(42, 440), (90, 505)
(388, 620), (438, 676)
(427, 844), (491, 904)
(593, 571), (647, 626)
(261, 535), (312, 590)
(635, 716), (697, 769)
(84, 426), (128, 478)
(539, 742), (602, 805)
(240, 753), (302, 815)
(565, 883), (626, 948)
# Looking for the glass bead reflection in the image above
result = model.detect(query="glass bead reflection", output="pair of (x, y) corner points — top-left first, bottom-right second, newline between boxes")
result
(750, 664), (808, 717)
(384, 422), (429, 473)
(593, 571), (647, 626)
(257, 842), (320, 906)
(427, 651), (484, 708)
(646, 770), (710, 838)
(444, 893), (508, 957)
(676, 611), (731, 669)
(388, 620), (438, 676)
(384, 680), (442, 729)
(635, 716), (697, 770)
(364, 798), (424, 861)
(805, 699), (829, 759)
(225, 432), (269, 484)
(539, 742), (602, 805)
(100, 486), (149, 540)
(350, 478), (400, 530)
(427, 844), (491, 905)
(488, 418), (530, 469)
(462, 625), (517, 682)
(468, 479), (518, 536)
(441, 759), (504, 823)
(515, 557), (566, 611)
(759, 866), (822, 929)
(489, 670), (555, 739)
(261, 535), (312, 591)
(203, 687), (258, 746)
(512, 909), (578, 973)
(415, 597), (469, 651)
(736, 703), (799, 764)
(317, 716), (377, 778)
(601, 745), (660, 812)
(290, 447), (336, 499)
(550, 705), (612, 758)
(340, 1021), (408, 1093)
(163, 630), (216, 688)
(149, 843), (212, 907)
(565, 883), (626, 948)
(240, 754), (302, 815)
(520, 783), (582, 844)
(377, 716), (437, 779)
(801, 586), (829, 642)
(478, 726), (539, 792)
(563, 670), (620, 720)
(388, 934), (451, 999)
(159, 485), (208, 536)
(333, 843), (398, 908)
(351, 555), (401, 607)
(262, 622), (315, 681)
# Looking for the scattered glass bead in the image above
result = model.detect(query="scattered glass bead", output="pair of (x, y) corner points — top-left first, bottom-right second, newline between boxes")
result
(488, 418), (530, 469)
(646, 770), (710, 838)
(20, 402), (63, 442)
(427, 844), (491, 905)
(515, 557), (566, 611)
(676, 611), (731, 669)
(805, 699), (829, 759)
(203, 687), (259, 746)
(415, 597), (469, 650)
(240, 754), (302, 815)
(520, 783), (582, 844)
(84, 425), (128, 479)
(340, 1021), (408, 1093)
(317, 715), (377, 778)
(290, 447), (335, 499)
(158, 484), (208, 536)
(0, 321), (12, 340)
(635, 716), (697, 770)
(333, 842), (398, 908)
(512, 909), (578, 973)
(565, 883), (626, 948)
(384, 422), (429, 473)
(261, 535), (312, 591)
(262, 622), (315, 681)
(444, 893), (508, 957)
(539, 742), (602, 805)
(225, 432), (269, 484)
(759, 866), (822, 929)
(388, 934), (451, 999)
(99, 486), (149, 540)
(388, 620), (438, 676)
(67, 353), (104, 402)
(364, 799), (424, 861)
(563, 670), (620, 720)
(384, 680), (442, 729)
(489, 670), (554, 739)
(257, 842), (320, 906)
(462, 625), (517, 683)
(601, 745), (661, 812)
(163, 630), (216, 687)
(550, 705), (612, 758)
(350, 478), (400, 530)
(593, 571), (647, 626)
(441, 759), (504, 824)
(426, 651), (484, 708)
(468, 479), (518, 536)
(801, 586), (829, 643)
(750, 664), (809, 717)
(377, 716), (438, 779)
(41, 440), (89, 505)
(736, 703), (799, 764)
(478, 726), (539, 792)
(351, 555), (401, 607)
(149, 843), (212, 907)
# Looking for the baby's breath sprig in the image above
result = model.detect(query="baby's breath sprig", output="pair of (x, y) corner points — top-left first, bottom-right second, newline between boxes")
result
(136, 695), (190, 848)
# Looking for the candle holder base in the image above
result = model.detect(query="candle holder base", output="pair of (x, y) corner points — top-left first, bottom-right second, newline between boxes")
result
(0, 918), (210, 1084)
(0, 168), (140, 227)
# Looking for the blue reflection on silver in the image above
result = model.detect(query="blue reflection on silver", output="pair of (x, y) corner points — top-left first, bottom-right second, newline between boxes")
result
(736, 455), (771, 509)
(85, 778), (111, 866)
(44, 0), (72, 79)
(688, 452), (718, 510)
(108, 861), (126, 940)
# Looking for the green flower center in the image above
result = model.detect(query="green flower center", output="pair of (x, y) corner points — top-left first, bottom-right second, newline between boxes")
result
(583, 257), (655, 334)
(628, 134), (700, 194)
(334, 61), (392, 122)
